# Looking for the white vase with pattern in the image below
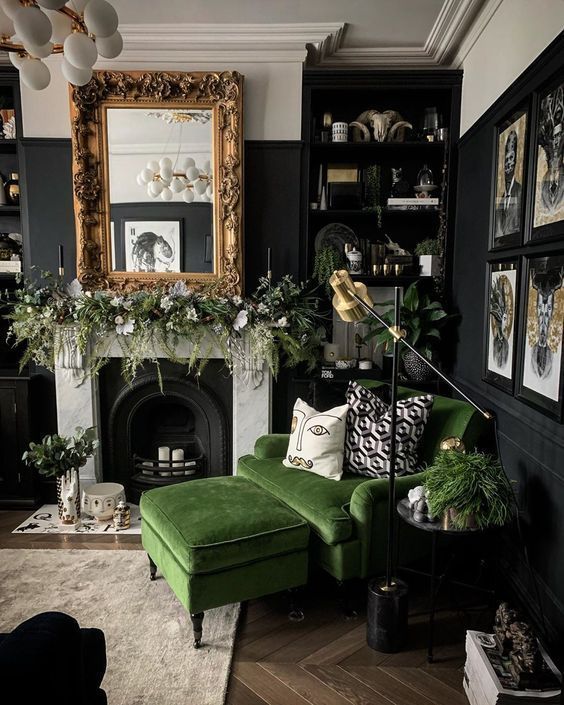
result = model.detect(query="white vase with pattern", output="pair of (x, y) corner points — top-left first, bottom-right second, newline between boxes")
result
(57, 469), (81, 527)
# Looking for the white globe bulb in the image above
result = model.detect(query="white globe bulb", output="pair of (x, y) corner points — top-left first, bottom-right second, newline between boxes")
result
(64, 32), (97, 69)
(0, 7), (14, 36)
(19, 58), (51, 90)
(147, 183), (156, 198)
(61, 57), (92, 86)
(203, 160), (211, 174)
(136, 173), (144, 187)
(36, 0), (67, 9)
(24, 41), (54, 59)
(159, 157), (172, 170)
(139, 167), (154, 184)
(45, 9), (72, 43)
(170, 177), (184, 194)
(181, 157), (195, 171)
(14, 6), (52, 47)
(194, 180), (207, 195)
(83, 0), (118, 38)
(161, 187), (173, 202)
(8, 52), (25, 69)
(71, 0), (91, 12)
(95, 29), (122, 59)
(146, 160), (159, 173)
(206, 184), (213, 198)
(182, 189), (194, 204)
(160, 164), (173, 182)
(186, 166), (199, 182)
(0, 0), (22, 21)
(149, 180), (164, 197)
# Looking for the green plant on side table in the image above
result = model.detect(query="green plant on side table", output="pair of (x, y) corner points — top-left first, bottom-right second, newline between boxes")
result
(425, 450), (514, 529)
(23, 426), (98, 527)
(313, 245), (345, 296)
(362, 280), (456, 382)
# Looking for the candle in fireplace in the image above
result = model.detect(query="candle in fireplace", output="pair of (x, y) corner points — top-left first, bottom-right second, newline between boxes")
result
(158, 446), (170, 467)
(172, 448), (184, 467)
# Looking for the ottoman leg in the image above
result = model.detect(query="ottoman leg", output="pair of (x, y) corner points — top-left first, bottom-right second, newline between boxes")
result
(190, 612), (205, 649)
(148, 555), (157, 581)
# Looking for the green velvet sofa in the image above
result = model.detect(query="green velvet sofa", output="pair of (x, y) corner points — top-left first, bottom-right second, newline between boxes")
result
(237, 380), (492, 583)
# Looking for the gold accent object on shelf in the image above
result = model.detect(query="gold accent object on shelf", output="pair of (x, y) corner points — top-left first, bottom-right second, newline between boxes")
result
(439, 436), (466, 452)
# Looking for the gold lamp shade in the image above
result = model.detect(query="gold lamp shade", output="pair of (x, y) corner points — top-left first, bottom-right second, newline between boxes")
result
(329, 269), (374, 322)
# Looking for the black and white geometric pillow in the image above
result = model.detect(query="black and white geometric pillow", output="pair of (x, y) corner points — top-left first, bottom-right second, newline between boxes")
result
(344, 382), (387, 471)
(345, 382), (434, 478)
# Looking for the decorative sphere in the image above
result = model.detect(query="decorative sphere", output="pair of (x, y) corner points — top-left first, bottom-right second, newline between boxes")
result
(8, 52), (25, 69)
(185, 166), (199, 182)
(95, 29), (122, 59)
(45, 8), (72, 43)
(83, 0), (118, 38)
(61, 57), (92, 86)
(181, 157), (195, 171)
(64, 32), (98, 70)
(149, 180), (164, 197)
(182, 189), (194, 204)
(194, 179), (207, 195)
(14, 6), (52, 47)
(159, 157), (172, 170)
(36, 0), (67, 9)
(160, 165), (173, 182)
(139, 167), (154, 184)
(24, 41), (54, 59)
(0, 0), (23, 21)
(0, 7), (15, 36)
(161, 187), (173, 202)
(147, 183), (156, 199)
(146, 160), (159, 173)
(170, 177), (184, 194)
(19, 58), (51, 91)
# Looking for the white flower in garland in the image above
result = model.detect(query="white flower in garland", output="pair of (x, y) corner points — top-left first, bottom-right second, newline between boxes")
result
(115, 315), (134, 336)
(110, 296), (124, 308)
(66, 279), (83, 298)
(277, 316), (288, 327)
(232, 295), (243, 306)
(186, 306), (198, 322)
(170, 280), (190, 298)
(160, 296), (174, 312)
(257, 303), (269, 315)
(233, 309), (248, 332)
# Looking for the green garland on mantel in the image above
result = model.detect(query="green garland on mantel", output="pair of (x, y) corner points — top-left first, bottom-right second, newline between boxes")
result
(6, 275), (326, 384)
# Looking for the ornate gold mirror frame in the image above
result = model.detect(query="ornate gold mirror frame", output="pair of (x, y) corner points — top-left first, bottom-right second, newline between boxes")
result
(69, 70), (244, 293)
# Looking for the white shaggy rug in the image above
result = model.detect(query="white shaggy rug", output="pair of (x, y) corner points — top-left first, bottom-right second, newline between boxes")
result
(0, 549), (239, 705)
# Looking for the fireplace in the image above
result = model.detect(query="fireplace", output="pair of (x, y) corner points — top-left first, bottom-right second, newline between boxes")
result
(100, 360), (231, 502)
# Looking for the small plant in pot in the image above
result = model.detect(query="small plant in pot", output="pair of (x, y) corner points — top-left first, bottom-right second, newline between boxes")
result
(362, 281), (456, 382)
(23, 427), (98, 527)
(425, 450), (514, 530)
(415, 238), (442, 277)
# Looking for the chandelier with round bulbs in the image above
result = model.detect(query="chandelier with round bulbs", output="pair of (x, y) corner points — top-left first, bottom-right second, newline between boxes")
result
(137, 157), (214, 204)
(0, 0), (122, 91)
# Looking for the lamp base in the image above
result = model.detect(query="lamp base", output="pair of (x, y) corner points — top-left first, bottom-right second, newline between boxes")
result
(367, 577), (409, 653)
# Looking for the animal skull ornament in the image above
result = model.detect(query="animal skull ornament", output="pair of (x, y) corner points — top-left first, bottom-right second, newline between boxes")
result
(352, 109), (413, 143)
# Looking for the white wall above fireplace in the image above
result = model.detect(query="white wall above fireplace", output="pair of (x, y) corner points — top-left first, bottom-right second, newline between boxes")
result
(54, 328), (272, 484)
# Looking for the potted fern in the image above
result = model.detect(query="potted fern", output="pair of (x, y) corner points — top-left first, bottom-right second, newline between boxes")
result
(425, 450), (514, 530)
(23, 427), (98, 527)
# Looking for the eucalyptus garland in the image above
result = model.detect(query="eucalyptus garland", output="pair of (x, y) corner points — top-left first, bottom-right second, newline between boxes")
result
(6, 274), (325, 384)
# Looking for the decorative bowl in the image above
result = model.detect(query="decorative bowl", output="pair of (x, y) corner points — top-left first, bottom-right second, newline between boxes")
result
(335, 358), (357, 370)
(82, 482), (126, 521)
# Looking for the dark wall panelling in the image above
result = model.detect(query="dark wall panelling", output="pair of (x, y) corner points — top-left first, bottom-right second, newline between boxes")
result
(451, 32), (564, 658)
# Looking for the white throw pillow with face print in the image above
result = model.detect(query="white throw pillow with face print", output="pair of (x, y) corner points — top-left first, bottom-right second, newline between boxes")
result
(283, 398), (349, 481)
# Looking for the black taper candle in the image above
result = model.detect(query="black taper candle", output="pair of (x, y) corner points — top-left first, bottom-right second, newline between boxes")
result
(267, 247), (272, 282)
(58, 244), (64, 277)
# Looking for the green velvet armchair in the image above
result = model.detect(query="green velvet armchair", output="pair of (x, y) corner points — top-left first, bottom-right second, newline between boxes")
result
(237, 381), (493, 582)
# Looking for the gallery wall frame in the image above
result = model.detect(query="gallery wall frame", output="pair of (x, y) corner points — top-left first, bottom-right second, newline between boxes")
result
(489, 103), (530, 251)
(515, 251), (564, 421)
(527, 71), (564, 244)
(483, 257), (520, 394)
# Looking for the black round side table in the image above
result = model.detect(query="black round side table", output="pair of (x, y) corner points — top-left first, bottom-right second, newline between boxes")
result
(396, 497), (491, 663)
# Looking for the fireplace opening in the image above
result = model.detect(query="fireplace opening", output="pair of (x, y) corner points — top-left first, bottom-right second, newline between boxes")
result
(100, 360), (231, 503)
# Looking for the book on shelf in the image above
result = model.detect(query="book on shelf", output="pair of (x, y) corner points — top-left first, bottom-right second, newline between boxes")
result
(464, 631), (561, 705)
(387, 197), (439, 206)
(0, 260), (21, 273)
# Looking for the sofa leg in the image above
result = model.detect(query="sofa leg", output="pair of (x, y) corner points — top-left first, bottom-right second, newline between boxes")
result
(148, 555), (157, 581)
(190, 612), (205, 649)
(287, 588), (305, 623)
(337, 580), (358, 620)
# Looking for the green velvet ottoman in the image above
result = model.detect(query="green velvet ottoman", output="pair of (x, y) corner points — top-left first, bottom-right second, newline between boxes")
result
(140, 476), (310, 648)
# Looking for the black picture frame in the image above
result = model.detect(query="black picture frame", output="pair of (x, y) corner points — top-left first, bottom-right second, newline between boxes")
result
(529, 72), (564, 243)
(515, 252), (564, 420)
(483, 258), (519, 393)
(490, 104), (529, 251)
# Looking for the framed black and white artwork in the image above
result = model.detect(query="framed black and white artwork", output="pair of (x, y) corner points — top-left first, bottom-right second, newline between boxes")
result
(124, 220), (181, 273)
(491, 107), (528, 250)
(516, 254), (564, 419)
(484, 259), (519, 393)
(531, 77), (564, 242)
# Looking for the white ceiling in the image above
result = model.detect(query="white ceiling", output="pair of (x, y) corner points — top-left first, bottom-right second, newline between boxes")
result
(112, 0), (444, 49)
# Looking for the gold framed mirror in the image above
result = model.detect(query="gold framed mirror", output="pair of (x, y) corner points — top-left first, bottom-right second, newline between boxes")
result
(69, 70), (243, 293)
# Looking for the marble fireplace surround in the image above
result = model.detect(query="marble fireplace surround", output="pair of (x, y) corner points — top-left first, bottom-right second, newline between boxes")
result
(54, 327), (272, 484)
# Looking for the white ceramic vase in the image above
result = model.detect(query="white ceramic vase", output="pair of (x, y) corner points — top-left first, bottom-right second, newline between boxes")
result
(57, 469), (81, 526)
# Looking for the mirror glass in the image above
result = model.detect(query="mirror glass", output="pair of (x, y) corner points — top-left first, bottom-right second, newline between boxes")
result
(106, 107), (214, 274)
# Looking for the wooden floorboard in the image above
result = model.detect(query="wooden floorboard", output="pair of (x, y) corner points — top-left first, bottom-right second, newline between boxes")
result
(1, 509), (474, 705)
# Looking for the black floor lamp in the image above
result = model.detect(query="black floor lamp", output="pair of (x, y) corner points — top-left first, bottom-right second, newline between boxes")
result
(329, 270), (493, 652)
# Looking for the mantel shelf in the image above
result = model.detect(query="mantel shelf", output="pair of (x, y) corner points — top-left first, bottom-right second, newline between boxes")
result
(352, 274), (433, 286)
(310, 208), (440, 217)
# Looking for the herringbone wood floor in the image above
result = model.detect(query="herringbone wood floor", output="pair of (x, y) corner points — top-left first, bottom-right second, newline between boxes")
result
(0, 510), (475, 705)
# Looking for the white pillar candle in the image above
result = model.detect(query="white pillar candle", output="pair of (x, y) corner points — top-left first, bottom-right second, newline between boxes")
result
(172, 448), (185, 467)
(158, 446), (170, 467)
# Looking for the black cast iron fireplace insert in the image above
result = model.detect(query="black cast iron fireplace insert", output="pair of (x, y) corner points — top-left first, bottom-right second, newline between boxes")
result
(100, 361), (231, 503)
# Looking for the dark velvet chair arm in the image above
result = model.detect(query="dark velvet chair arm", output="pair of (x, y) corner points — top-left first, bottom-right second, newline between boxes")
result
(253, 434), (290, 459)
